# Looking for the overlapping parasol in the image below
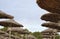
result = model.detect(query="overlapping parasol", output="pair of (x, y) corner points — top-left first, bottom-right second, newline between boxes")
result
(0, 19), (23, 39)
(7, 27), (30, 34)
(0, 10), (14, 19)
(41, 22), (60, 30)
(0, 19), (23, 27)
(36, 0), (60, 13)
(0, 30), (21, 39)
(41, 13), (60, 22)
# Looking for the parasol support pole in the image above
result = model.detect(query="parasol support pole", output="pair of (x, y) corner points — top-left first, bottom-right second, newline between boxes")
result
(8, 27), (11, 39)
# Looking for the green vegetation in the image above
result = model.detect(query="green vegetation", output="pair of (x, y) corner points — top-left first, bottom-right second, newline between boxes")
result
(0, 27), (60, 39)
(55, 35), (60, 39)
(31, 32), (42, 39)
(0, 27), (8, 31)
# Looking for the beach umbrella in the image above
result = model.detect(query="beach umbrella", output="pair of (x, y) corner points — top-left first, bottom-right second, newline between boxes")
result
(57, 30), (60, 32)
(41, 13), (60, 22)
(41, 28), (57, 34)
(0, 30), (8, 34)
(0, 19), (23, 27)
(0, 19), (23, 39)
(41, 35), (51, 38)
(1, 34), (21, 39)
(0, 10), (14, 19)
(0, 30), (20, 39)
(41, 29), (54, 33)
(41, 29), (58, 39)
(6, 27), (30, 39)
(41, 22), (60, 30)
(1, 33), (21, 39)
(7, 28), (30, 39)
(36, 0), (60, 13)
(7, 27), (30, 34)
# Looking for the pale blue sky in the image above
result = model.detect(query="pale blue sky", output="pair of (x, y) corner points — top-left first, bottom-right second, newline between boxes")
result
(0, 0), (49, 32)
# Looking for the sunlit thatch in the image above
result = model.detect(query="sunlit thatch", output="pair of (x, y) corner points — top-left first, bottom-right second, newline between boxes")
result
(7, 28), (30, 34)
(41, 28), (58, 38)
(0, 19), (23, 27)
(0, 10), (14, 19)
(0, 30), (21, 39)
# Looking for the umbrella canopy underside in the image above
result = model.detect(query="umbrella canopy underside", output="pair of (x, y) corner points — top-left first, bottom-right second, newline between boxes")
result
(41, 22), (60, 30)
(36, 0), (60, 13)
(0, 19), (23, 27)
(7, 29), (30, 34)
(41, 13), (60, 22)
(0, 30), (20, 39)
(0, 10), (14, 19)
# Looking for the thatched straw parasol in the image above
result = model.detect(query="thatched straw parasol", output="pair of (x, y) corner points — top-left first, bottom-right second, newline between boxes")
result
(41, 22), (60, 30)
(0, 30), (8, 34)
(41, 35), (51, 38)
(41, 13), (60, 22)
(1, 34), (21, 39)
(36, 0), (60, 13)
(41, 29), (54, 33)
(0, 30), (20, 39)
(6, 27), (30, 39)
(0, 10), (14, 19)
(0, 19), (23, 27)
(41, 28), (58, 39)
(1, 33), (21, 39)
(41, 28), (58, 34)
(0, 19), (23, 39)
(57, 30), (60, 32)
(7, 28), (30, 34)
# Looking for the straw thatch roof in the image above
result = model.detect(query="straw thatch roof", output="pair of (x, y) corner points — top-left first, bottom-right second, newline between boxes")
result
(41, 13), (60, 22)
(41, 28), (58, 34)
(57, 30), (60, 32)
(7, 28), (30, 34)
(41, 29), (54, 33)
(41, 22), (60, 30)
(1, 34), (21, 39)
(0, 10), (14, 19)
(36, 0), (60, 13)
(41, 35), (52, 38)
(0, 19), (23, 27)
(0, 30), (21, 39)
(41, 28), (58, 38)
(0, 30), (8, 34)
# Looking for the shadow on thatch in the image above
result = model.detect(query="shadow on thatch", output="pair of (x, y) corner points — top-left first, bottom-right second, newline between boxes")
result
(41, 22), (60, 30)
(0, 19), (23, 27)
(0, 30), (22, 39)
(7, 27), (30, 34)
(41, 28), (58, 38)
(41, 13), (60, 22)
(36, 0), (60, 13)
